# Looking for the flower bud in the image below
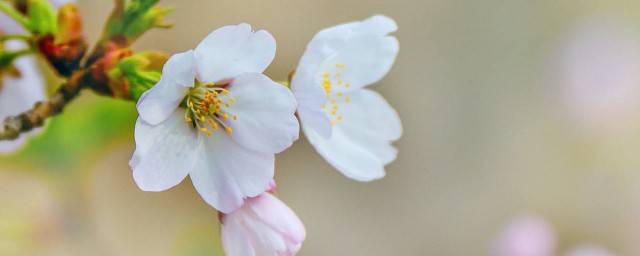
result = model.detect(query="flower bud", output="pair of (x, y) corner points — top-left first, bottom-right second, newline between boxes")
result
(105, 51), (167, 100)
(104, 0), (172, 45)
(36, 3), (86, 77)
(26, 0), (57, 35)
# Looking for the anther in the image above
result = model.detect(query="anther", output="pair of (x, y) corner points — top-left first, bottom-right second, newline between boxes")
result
(233, 115), (238, 120)
(345, 98), (350, 102)
(337, 116), (343, 120)
(323, 73), (330, 78)
(212, 123), (218, 130)
(185, 117), (192, 122)
(226, 127), (233, 134)
(229, 97), (235, 102)
(222, 89), (229, 95)
(223, 113), (229, 120)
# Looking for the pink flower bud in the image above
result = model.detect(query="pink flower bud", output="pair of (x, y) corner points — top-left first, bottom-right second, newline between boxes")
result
(221, 193), (306, 256)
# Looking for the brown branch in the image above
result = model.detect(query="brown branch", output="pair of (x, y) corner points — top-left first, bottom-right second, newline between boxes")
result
(0, 69), (90, 140)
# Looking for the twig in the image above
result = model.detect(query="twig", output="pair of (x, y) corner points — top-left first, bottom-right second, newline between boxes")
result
(0, 69), (90, 140)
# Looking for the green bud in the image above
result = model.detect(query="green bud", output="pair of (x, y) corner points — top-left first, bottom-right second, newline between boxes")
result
(106, 51), (167, 101)
(104, 0), (172, 44)
(27, 0), (58, 35)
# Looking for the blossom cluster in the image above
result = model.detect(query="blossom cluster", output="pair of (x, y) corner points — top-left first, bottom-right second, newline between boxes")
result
(130, 16), (402, 255)
(0, 0), (401, 253)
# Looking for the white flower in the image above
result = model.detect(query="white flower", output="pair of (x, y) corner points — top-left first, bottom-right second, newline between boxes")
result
(130, 24), (299, 213)
(0, 39), (45, 155)
(290, 15), (402, 181)
(494, 214), (614, 256)
(0, 0), (76, 154)
(221, 192), (306, 256)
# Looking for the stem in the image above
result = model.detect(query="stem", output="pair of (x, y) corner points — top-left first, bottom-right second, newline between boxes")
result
(0, 1), (29, 30)
(0, 34), (30, 42)
(0, 69), (89, 141)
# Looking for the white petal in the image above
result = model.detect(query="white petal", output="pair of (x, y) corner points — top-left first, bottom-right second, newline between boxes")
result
(194, 24), (276, 83)
(0, 53), (46, 154)
(220, 73), (298, 154)
(318, 33), (398, 92)
(357, 15), (398, 36)
(189, 128), (274, 213)
(130, 109), (200, 192)
(304, 90), (401, 181)
(291, 70), (332, 138)
(136, 50), (195, 125)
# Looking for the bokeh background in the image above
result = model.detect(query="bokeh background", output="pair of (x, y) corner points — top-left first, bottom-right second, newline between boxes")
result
(3, 0), (640, 255)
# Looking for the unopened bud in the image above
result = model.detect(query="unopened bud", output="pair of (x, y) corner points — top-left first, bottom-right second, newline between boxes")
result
(105, 51), (167, 100)
(26, 0), (57, 35)
(104, 0), (172, 45)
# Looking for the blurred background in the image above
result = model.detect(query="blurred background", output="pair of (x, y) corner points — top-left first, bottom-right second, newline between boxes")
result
(3, 0), (640, 255)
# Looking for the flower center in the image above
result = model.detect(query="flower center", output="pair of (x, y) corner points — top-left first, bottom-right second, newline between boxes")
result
(320, 63), (350, 127)
(184, 82), (238, 137)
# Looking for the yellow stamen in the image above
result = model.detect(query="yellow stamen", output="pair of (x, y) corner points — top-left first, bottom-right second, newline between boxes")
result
(208, 118), (214, 124)
(233, 115), (238, 120)
(331, 121), (335, 126)
(345, 83), (350, 87)
(229, 97), (235, 102)
(200, 127), (208, 132)
(323, 73), (330, 78)
(337, 92), (342, 96)
(226, 127), (233, 134)
(336, 72), (341, 77)
(222, 89), (229, 95)
(207, 131), (212, 136)
(185, 117), (192, 122)
(322, 105), (326, 109)
(212, 123), (218, 130)
(337, 116), (343, 120)
(345, 97), (350, 102)
(223, 113), (229, 120)
(200, 116), (205, 122)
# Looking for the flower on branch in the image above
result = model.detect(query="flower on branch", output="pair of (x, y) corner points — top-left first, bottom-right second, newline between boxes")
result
(220, 191), (306, 256)
(290, 15), (402, 181)
(130, 23), (299, 213)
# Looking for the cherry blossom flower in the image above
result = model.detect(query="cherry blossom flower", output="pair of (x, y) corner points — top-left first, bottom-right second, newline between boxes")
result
(494, 214), (556, 256)
(494, 214), (614, 256)
(0, 0), (76, 154)
(220, 192), (306, 256)
(130, 24), (299, 213)
(554, 16), (640, 134)
(290, 15), (402, 181)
